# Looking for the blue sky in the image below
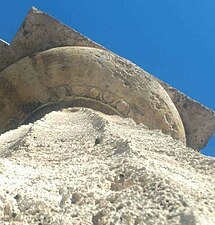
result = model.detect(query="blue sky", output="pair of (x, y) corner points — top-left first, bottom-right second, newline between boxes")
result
(0, 0), (214, 156)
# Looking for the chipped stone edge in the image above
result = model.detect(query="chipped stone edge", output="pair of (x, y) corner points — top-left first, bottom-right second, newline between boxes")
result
(157, 79), (215, 150)
(0, 7), (106, 72)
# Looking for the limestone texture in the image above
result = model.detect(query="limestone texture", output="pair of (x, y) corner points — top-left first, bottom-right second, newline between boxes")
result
(159, 80), (215, 150)
(0, 7), (215, 225)
(0, 108), (214, 225)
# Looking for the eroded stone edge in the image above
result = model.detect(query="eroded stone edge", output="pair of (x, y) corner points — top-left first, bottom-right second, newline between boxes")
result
(158, 79), (215, 150)
(0, 40), (15, 71)
(0, 7), (106, 72)
(1, 84), (130, 134)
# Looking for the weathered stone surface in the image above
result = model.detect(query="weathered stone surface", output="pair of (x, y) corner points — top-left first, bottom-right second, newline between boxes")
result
(0, 7), (105, 72)
(0, 7), (214, 150)
(0, 39), (14, 71)
(0, 108), (214, 225)
(0, 46), (186, 144)
(159, 81), (215, 150)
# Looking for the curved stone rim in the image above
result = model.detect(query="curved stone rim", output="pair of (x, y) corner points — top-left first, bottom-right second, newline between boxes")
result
(0, 7), (214, 150)
(20, 98), (124, 126)
(0, 46), (186, 145)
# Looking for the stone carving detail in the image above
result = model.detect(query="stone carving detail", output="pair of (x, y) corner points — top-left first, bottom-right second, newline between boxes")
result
(0, 8), (214, 150)
(51, 85), (131, 117)
(86, 88), (100, 99)
(0, 46), (188, 148)
(102, 91), (116, 104)
(54, 85), (71, 99)
(115, 99), (130, 115)
(14, 84), (131, 129)
(70, 86), (87, 97)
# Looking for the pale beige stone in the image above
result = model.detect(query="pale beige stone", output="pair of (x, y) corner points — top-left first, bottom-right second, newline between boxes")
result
(0, 7), (214, 150)
(0, 7), (104, 72)
(158, 80), (215, 150)
(0, 46), (186, 144)
(0, 108), (214, 225)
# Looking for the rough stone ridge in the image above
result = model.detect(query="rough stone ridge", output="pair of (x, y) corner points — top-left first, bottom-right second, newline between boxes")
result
(159, 81), (215, 150)
(0, 108), (214, 225)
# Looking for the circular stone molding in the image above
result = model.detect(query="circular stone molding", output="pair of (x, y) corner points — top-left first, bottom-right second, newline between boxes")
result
(0, 46), (186, 144)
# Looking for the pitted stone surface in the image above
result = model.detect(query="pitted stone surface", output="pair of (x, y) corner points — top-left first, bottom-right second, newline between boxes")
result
(158, 80), (215, 150)
(0, 108), (214, 225)
(0, 46), (186, 144)
(0, 7), (105, 72)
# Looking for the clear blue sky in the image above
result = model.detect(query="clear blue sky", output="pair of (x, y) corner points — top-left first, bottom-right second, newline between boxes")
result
(0, 0), (214, 156)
